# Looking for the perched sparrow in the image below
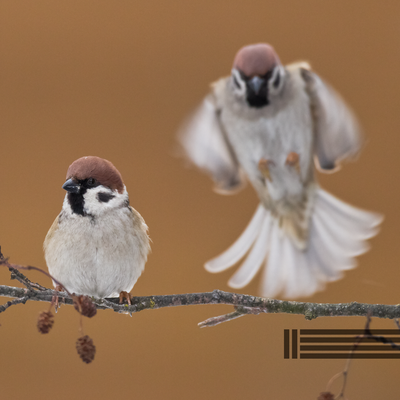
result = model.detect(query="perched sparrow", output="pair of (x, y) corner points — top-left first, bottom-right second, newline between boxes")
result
(44, 156), (150, 300)
(180, 43), (382, 299)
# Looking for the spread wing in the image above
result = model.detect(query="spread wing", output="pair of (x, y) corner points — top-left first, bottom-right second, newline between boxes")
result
(301, 68), (362, 172)
(178, 96), (245, 194)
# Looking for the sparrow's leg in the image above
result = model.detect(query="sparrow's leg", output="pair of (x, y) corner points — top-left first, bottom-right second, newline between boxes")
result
(119, 291), (132, 306)
(285, 152), (300, 174)
(258, 158), (274, 181)
(52, 284), (65, 312)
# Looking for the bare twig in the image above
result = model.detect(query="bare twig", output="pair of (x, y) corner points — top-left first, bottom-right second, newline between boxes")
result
(0, 296), (29, 314)
(0, 250), (47, 291)
(2, 253), (400, 325)
(199, 310), (246, 327)
(326, 316), (369, 399)
(1, 279), (400, 323)
(364, 315), (400, 350)
(326, 313), (400, 399)
(199, 306), (263, 328)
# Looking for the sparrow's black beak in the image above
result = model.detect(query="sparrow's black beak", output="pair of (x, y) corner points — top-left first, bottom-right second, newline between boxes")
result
(62, 178), (80, 193)
(246, 75), (269, 108)
(247, 76), (265, 95)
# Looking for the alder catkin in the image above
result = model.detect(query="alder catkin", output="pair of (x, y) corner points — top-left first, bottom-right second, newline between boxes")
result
(76, 335), (96, 364)
(73, 295), (97, 318)
(37, 311), (54, 334)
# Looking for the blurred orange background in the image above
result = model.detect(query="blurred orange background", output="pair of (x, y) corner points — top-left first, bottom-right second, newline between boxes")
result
(0, 1), (399, 399)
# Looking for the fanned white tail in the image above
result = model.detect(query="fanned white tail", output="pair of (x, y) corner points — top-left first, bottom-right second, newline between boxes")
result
(205, 188), (383, 299)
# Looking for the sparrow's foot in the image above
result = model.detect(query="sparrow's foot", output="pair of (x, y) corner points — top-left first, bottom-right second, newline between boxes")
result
(285, 152), (301, 174)
(258, 158), (274, 181)
(119, 291), (132, 306)
(52, 284), (65, 312)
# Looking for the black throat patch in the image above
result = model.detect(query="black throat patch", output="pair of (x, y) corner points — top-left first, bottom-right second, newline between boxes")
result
(67, 188), (87, 216)
(246, 91), (269, 108)
(243, 69), (273, 109)
(246, 80), (269, 108)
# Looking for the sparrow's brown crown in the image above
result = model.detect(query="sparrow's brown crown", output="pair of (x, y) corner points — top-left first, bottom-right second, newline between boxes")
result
(233, 43), (280, 77)
(66, 156), (124, 193)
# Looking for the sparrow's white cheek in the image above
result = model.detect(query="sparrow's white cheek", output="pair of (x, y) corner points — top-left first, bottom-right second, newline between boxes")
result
(62, 195), (77, 217)
(82, 186), (126, 216)
(230, 69), (246, 98)
(268, 67), (285, 96)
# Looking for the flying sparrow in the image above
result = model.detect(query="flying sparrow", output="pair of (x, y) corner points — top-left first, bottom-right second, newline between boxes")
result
(44, 156), (150, 301)
(179, 43), (382, 299)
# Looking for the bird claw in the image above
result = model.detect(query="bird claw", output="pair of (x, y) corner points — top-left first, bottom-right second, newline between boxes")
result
(52, 284), (65, 313)
(119, 291), (132, 306)
(258, 158), (274, 182)
(285, 152), (301, 174)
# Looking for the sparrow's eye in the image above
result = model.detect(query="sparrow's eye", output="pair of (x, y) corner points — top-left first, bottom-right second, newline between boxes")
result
(87, 178), (96, 187)
(239, 71), (249, 81)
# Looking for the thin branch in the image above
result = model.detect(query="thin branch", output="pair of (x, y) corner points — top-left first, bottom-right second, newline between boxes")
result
(199, 306), (263, 328)
(8, 266), (47, 291)
(1, 280), (400, 323)
(0, 249), (47, 292)
(326, 313), (400, 400)
(199, 310), (246, 328)
(0, 296), (29, 314)
(1, 252), (400, 325)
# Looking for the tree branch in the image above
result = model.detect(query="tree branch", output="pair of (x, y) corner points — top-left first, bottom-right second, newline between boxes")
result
(0, 295), (29, 314)
(1, 249), (399, 326)
(1, 281), (400, 326)
(198, 309), (247, 328)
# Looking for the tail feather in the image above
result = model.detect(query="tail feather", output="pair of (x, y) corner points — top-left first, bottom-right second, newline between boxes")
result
(265, 231), (318, 299)
(228, 213), (271, 288)
(315, 204), (370, 257)
(261, 219), (286, 298)
(307, 226), (346, 283)
(206, 188), (382, 299)
(311, 209), (357, 273)
(205, 204), (266, 273)
(288, 243), (320, 298)
(281, 235), (301, 298)
(318, 190), (383, 238)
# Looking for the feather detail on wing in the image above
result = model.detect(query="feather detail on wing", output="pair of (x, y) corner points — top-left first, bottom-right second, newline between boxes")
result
(178, 96), (245, 194)
(205, 188), (382, 299)
(300, 67), (362, 172)
(43, 214), (61, 252)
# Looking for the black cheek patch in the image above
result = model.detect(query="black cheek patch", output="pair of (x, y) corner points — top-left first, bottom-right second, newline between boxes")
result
(97, 192), (115, 203)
